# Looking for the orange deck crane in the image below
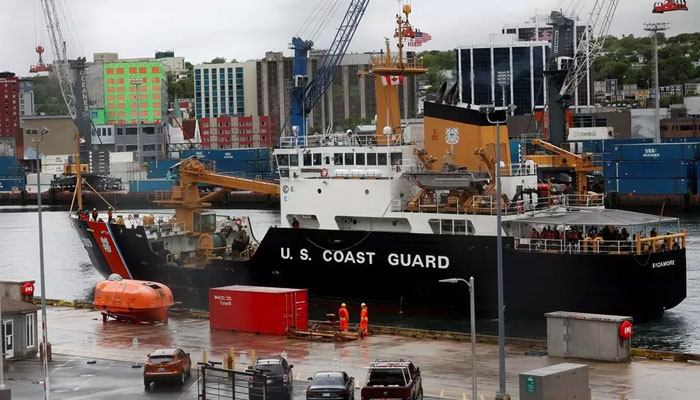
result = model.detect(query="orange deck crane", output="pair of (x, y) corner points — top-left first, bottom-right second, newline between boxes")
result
(154, 158), (279, 235)
(523, 139), (602, 200)
(653, 0), (688, 13)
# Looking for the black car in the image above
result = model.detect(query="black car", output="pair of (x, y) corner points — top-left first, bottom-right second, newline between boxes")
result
(248, 356), (294, 400)
(307, 371), (355, 400)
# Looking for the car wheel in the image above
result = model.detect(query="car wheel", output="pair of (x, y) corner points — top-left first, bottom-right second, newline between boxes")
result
(179, 372), (186, 386)
(144, 380), (150, 390)
(186, 366), (191, 378)
(418, 387), (423, 400)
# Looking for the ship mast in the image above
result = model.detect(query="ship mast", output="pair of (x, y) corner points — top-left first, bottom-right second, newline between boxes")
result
(74, 130), (82, 210)
(370, 3), (427, 145)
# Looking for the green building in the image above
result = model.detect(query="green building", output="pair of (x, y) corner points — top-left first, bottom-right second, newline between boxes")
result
(101, 61), (166, 125)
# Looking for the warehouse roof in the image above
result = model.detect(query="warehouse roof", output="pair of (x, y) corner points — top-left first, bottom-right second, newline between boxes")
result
(513, 209), (677, 226)
(0, 297), (40, 313)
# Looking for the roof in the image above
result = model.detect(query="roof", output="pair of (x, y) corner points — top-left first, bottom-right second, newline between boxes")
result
(512, 209), (677, 227)
(1, 297), (40, 313)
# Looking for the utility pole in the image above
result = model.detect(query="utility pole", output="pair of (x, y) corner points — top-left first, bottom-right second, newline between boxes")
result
(27, 127), (51, 400)
(482, 70), (514, 400)
(643, 22), (669, 144)
(130, 79), (143, 191)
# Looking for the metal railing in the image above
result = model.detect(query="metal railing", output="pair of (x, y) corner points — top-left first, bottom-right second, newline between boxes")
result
(516, 231), (686, 255)
(369, 55), (424, 71)
(278, 131), (415, 149)
(197, 362), (266, 400)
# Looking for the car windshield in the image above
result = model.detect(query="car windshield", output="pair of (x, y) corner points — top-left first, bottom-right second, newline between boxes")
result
(313, 374), (344, 386)
(256, 360), (283, 375)
(149, 355), (175, 364)
(367, 368), (407, 386)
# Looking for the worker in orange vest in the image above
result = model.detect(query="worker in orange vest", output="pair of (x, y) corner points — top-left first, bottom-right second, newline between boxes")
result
(359, 303), (369, 337)
(338, 303), (349, 332)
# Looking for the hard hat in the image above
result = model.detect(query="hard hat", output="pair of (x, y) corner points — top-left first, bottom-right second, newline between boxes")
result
(341, 303), (346, 307)
(361, 303), (366, 307)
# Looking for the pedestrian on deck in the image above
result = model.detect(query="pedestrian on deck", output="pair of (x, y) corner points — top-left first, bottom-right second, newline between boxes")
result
(107, 207), (113, 223)
(292, 218), (300, 229)
(359, 303), (369, 338)
(338, 303), (349, 332)
(92, 208), (98, 221)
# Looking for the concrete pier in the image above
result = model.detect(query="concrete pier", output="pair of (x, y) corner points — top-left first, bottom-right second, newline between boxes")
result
(4, 307), (699, 399)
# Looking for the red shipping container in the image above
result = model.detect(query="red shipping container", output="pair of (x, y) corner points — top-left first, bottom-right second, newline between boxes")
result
(209, 285), (308, 335)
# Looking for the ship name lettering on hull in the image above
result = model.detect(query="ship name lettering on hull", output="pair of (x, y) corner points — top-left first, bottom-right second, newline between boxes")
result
(280, 247), (448, 269)
(322, 250), (376, 264)
(388, 253), (449, 269)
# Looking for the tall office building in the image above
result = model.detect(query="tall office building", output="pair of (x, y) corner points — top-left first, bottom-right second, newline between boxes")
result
(194, 61), (257, 119)
(458, 38), (550, 115)
(0, 72), (20, 138)
(18, 79), (34, 117)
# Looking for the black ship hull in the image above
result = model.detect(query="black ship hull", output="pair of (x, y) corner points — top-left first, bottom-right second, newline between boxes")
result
(72, 218), (686, 319)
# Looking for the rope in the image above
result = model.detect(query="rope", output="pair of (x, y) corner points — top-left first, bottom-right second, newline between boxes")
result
(310, 0), (344, 43)
(297, 0), (324, 37)
(81, 178), (116, 211)
(69, 178), (78, 214)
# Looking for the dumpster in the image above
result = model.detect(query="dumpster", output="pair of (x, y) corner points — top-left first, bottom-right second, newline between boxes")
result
(545, 311), (633, 362)
(209, 285), (308, 335)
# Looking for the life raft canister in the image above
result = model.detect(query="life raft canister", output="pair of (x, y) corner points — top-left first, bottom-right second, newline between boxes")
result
(321, 168), (329, 178)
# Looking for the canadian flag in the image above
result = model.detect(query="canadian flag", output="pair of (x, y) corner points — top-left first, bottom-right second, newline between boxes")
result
(381, 75), (404, 86)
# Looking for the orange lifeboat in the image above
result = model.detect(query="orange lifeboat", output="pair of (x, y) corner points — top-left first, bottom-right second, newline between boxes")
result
(94, 274), (174, 324)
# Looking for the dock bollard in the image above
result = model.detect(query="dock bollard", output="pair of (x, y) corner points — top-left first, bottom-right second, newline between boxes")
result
(230, 346), (236, 370)
(131, 338), (140, 368)
(203, 350), (207, 364)
(251, 349), (256, 366)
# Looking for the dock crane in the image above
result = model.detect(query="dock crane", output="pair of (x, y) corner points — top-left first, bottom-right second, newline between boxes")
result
(289, 0), (370, 143)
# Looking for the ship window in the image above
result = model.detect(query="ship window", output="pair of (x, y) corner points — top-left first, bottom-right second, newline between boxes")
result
(391, 152), (403, 166)
(367, 153), (377, 165)
(276, 154), (289, 166)
(356, 153), (365, 165)
(344, 153), (354, 165)
(313, 153), (322, 166)
(454, 220), (466, 234)
(334, 153), (343, 165)
(289, 154), (299, 166)
(377, 153), (388, 165)
(441, 219), (454, 234)
(303, 153), (312, 166)
(279, 168), (289, 178)
(201, 213), (217, 232)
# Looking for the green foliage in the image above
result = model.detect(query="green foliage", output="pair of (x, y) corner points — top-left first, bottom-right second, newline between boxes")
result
(205, 57), (227, 64)
(595, 32), (700, 88)
(31, 75), (68, 115)
(420, 50), (456, 93)
(166, 72), (194, 103)
(337, 117), (374, 131)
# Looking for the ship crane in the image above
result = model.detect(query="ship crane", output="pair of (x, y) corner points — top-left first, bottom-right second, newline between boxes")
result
(155, 158), (279, 235)
(652, 0), (688, 13)
(289, 0), (370, 143)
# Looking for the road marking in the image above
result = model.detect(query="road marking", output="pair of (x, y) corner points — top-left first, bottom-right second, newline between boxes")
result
(440, 390), (445, 397)
(462, 393), (467, 400)
(296, 373), (300, 380)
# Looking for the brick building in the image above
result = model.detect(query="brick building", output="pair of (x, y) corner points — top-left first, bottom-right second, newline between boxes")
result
(0, 72), (20, 138)
(200, 115), (277, 149)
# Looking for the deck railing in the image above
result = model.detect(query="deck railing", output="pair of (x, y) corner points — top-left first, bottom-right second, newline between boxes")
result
(516, 231), (686, 255)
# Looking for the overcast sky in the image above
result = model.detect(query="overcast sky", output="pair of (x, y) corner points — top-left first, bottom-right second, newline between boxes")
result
(1, 0), (698, 75)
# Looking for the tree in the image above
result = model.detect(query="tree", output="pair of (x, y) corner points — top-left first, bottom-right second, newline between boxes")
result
(206, 57), (227, 64)
(421, 50), (457, 94)
(32, 75), (68, 115)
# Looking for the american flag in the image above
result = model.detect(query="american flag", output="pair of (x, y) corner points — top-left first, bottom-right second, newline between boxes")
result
(408, 30), (432, 47)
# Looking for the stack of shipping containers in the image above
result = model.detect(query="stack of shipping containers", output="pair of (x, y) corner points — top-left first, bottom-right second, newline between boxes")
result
(0, 156), (25, 192)
(604, 143), (698, 195)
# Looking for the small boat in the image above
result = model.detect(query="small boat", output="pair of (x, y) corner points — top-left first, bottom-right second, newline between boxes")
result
(406, 170), (491, 191)
(94, 274), (174, 324)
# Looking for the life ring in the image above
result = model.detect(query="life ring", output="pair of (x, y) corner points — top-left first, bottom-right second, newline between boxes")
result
(320, 168), (329, 178)
(619, 320), (633, 339)
(552, 197), (559, 205)
(21, 282), (35, 296)
(235, 218), (242, 226)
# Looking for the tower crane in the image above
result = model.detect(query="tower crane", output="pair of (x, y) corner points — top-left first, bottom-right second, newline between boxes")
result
(546, 0), (620, 146)
(289, 0), (370, 143)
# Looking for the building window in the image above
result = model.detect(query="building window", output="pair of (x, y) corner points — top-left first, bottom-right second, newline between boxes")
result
(26, 314), (35, 348)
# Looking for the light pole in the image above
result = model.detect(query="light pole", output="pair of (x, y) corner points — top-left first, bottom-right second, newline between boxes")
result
(481, 70), (514, 400)
(27, 127), (51, 400)
(0, 294), (7, 398)
(439, 278), (477, 400)
(643, 22), (669, 144)
(130, 78), (143, 192)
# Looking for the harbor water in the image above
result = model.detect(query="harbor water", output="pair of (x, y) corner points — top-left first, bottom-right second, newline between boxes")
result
(1, 206), (698, 352)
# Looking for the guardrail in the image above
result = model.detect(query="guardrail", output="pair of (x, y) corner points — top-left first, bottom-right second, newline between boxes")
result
(517, 231), (686, 255)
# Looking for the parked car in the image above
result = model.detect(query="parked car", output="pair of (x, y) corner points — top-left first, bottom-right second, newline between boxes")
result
(143, 348), (191, 389)
(306, 371), (355, 400)
(248, 356), (294, 400)
(360, 360), (422, 400)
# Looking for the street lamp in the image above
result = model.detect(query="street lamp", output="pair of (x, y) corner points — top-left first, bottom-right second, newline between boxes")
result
(480, 70), (515, 400)
(130, 78), (143, 192)
(440, 277), (477, 400)
(27, 126), (51, 400)
(0, 293), (7, 398)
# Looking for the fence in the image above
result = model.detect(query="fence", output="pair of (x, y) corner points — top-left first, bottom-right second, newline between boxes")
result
(198, 362), (267, 400)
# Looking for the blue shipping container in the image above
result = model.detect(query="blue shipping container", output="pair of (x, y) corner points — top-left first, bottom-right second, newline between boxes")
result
(611, 143), (699, 161)
(0, 178), (26, 191)
(608, 161), (692, 179)
(601, 138), (653, 153)
(147, 159), (180, 179)
(129, 180), (174, 193)
(509, 141), (521, 164)
(0, 156), (18, 167)
(180, 148), (271, 162)
(606, 178), (688, 195)
(662, 138), (700, 144)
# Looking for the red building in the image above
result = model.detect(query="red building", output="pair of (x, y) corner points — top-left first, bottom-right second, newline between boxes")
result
(0, 72), (20, 138)
(200, 115), (277, 149)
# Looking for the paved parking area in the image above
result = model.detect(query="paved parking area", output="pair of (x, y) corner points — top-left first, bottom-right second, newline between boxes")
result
(3, 307), (697, 400)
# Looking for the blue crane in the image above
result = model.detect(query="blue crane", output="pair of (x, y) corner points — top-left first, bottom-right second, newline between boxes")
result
(289, 0), (370, 144)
